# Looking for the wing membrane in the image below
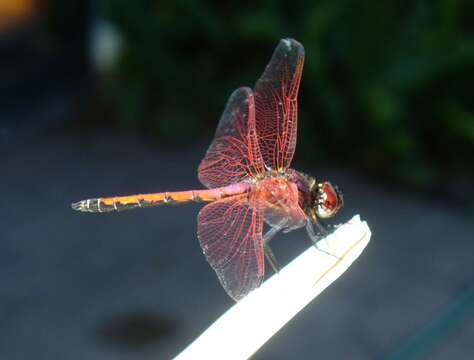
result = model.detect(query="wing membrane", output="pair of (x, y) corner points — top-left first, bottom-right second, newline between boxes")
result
(197, 194), (264, 301)
(254, 38), (305, 171)
(198, 87), (264, 188)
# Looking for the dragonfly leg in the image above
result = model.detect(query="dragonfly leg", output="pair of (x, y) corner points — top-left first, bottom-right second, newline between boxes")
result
(263, 226), (280, 244)
(313, 219), (334, 249)
(306, 221), (340, 260)
(263, 227), (282, 273)
(264, 243), (281, 274)
(314, 220), (329, 236)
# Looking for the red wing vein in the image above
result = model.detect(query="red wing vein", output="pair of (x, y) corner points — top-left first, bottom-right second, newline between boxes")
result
(199, 87), (264, 189)
(254, 39), (304, 171)
(197, 195), (264, 301)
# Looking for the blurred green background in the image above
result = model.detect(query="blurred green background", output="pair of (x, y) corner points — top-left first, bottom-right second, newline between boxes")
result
(97, 0), (474, 204)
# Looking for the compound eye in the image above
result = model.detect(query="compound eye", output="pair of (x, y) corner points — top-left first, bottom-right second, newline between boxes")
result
(315, 182), (343, 218)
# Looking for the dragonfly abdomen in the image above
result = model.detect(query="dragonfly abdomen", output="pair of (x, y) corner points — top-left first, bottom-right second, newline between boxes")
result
(71, 182), (251, 213)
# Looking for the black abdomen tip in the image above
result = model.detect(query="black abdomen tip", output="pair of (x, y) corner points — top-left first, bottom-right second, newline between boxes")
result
(71, 199), (104, 212)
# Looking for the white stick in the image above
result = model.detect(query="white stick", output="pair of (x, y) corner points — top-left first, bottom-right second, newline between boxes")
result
(174, 215), (371, 360)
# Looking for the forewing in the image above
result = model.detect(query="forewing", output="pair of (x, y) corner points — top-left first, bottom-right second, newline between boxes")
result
(254, 38), (305, 171)
(197, 195), (264, 301)
(198, 87), (264, 189)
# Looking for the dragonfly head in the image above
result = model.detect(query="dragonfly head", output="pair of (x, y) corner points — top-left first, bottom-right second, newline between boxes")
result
(312, 181), (344, 219)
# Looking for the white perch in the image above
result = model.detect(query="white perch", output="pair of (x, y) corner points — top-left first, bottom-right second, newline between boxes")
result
(174, 214), (371, 360)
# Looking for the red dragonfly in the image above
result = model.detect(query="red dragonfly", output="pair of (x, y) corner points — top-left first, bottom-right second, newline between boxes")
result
(72, 39), (343, 301)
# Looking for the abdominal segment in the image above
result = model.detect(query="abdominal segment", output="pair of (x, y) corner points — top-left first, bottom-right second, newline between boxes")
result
(71, 182), (251, 213)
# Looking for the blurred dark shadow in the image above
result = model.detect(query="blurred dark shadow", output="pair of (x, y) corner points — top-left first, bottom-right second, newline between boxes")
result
(96, 310), (177, 349)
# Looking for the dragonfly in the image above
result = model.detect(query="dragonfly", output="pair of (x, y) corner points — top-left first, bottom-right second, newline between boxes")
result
(72, 38), (343, 301)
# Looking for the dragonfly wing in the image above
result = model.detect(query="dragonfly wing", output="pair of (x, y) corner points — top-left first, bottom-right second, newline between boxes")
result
(197, 194), (264, 301)
(254, 38), (305, 171)
(198, 87), (264, 189)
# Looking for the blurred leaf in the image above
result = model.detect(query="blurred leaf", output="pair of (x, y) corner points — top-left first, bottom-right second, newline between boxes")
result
(442, 103), (474, 144)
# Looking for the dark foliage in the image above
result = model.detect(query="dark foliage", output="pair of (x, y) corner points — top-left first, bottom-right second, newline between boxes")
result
(99, 0), (474, 200)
